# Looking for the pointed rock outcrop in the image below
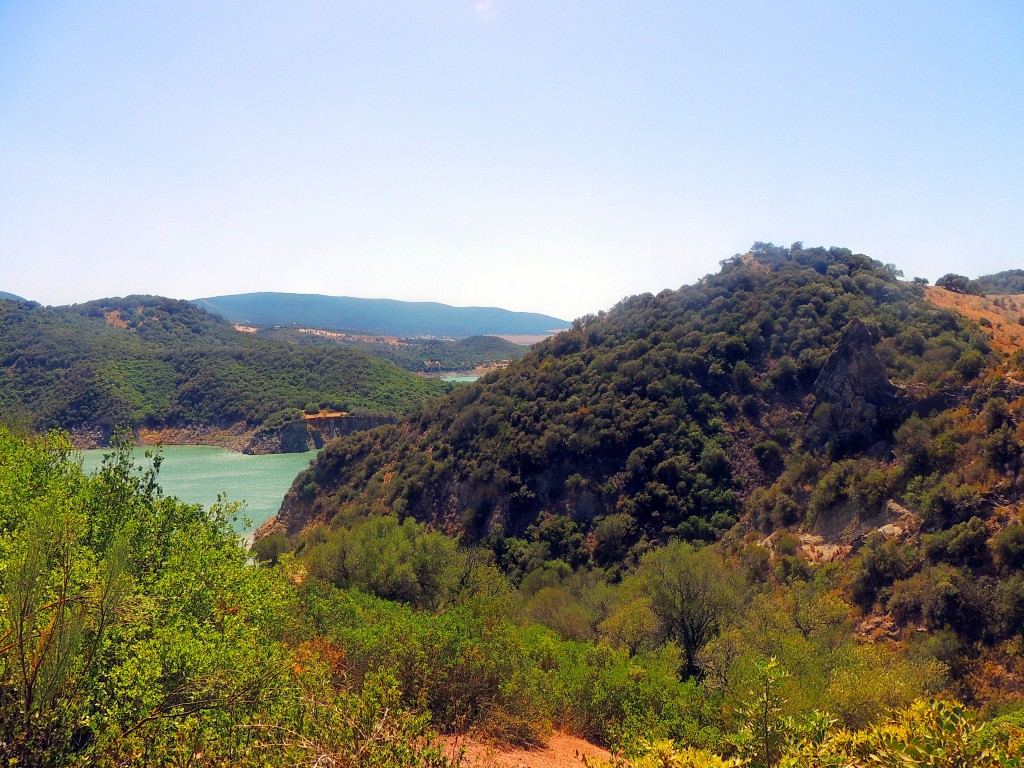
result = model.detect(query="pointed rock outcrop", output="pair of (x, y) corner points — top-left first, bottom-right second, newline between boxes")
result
(811, 317), (900, 450)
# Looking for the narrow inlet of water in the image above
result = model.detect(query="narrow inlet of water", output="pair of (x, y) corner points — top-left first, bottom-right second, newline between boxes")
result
(78, 445), (318, 537)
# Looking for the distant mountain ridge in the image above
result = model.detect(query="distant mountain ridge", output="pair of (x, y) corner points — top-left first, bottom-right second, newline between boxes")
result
(0, 291), (26, 302)
(192, 292), (569, 339)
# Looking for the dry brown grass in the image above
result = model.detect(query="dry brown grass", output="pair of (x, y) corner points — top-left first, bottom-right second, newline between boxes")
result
(923, 286), (1024, 355)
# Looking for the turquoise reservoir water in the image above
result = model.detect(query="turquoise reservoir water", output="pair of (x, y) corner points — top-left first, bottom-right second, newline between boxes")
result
(441, 375), (479, 382)
(78, 445), (318, 537)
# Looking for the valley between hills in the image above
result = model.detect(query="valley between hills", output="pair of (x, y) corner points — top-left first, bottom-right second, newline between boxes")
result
(5, 244), (1024, 766)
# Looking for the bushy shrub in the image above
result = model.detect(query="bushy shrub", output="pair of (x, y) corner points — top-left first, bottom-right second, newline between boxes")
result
(888, 564), (991, 639)
(922, 516), (990, 568)
(849, 534), (921, 609)
(992, 525), (1024, 572)
(299, 583), (552, 745)
(753, 439), (785, 474)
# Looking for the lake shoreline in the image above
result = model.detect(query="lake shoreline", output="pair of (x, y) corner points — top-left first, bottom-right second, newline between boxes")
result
(78, 444), (319, 536)
(67, 415), (390, 456)
(418, 361), (505, 379)
(69, 423), (265, 453)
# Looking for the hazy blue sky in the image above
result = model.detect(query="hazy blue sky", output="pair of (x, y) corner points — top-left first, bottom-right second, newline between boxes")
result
(1, 2), (1021, 320)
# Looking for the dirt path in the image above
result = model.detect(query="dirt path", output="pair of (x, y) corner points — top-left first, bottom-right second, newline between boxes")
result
(443, 732), (612, 768)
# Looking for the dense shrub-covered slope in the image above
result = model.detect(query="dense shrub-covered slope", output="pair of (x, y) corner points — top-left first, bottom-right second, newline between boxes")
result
(276, 245), (991, 563)
(262, 328), (529, 373)
(0, 295), (447, 436)
(268, 243), (1024, 721)
(976, 268), (1024, 294)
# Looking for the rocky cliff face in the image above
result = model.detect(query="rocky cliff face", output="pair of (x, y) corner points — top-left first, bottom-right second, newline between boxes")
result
(262, 449), (608, 540)
(811, 317), (901, 451)
(303, 414), (397, 446)
(247, 414), (398, 454)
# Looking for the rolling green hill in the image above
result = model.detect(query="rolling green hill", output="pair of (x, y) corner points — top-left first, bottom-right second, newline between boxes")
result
(275, 244), (992, 552)
(192, 291), (569, 338)
(0, 295), (448, 446)
(0, 290), (27, 302)
(262, 327), (529, 373)
(361, 334), (529, 372)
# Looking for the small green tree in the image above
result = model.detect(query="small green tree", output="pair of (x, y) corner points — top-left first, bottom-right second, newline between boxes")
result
(936, 273), (971, 293)
(631, 541), (738, 678)
(731, 657), (793, 768)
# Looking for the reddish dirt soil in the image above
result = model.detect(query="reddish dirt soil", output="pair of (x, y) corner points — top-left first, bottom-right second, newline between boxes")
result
(443, 732), (612, 768)
(104, 310), (128, 328)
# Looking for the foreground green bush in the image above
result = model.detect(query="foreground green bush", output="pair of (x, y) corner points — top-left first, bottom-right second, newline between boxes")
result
(0, 427), (458, 768)
(583, 699), (1024, 768)
(6, 424), (1019, 767)
(0, 429), (289, 764)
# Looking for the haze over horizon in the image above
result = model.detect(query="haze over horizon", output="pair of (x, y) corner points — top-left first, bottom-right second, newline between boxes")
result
(1, 2), (1021, 320)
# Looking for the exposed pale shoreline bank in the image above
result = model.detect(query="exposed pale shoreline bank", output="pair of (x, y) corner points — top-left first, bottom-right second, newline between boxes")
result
(68, 412), (394, 455)
(69, 423), (262, 453)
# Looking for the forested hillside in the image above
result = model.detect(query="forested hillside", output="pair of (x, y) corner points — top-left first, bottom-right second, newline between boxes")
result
(371, 334), (528, 373)
(266, 243), (1024, 714)
(274, 244), (991, 555)
(977, 269), (1024, 294)
(0, 296), (448, 447)
(261, 328), (529, 373)
(193, 292), (568, 338)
